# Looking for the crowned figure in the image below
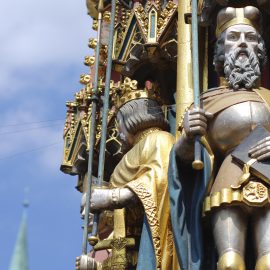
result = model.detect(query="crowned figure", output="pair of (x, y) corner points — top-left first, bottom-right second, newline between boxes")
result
(81, 78), (180, 270)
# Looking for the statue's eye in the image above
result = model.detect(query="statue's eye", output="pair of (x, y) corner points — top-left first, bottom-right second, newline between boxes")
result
(228, 34), (237, 41)
(247, 35), (257, 42)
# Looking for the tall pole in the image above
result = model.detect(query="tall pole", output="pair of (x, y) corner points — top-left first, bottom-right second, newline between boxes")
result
(175, 0), (194, 139)
(88, 0), (117, 245)
(97, 0), (116, 186)
(191, 0), (204, 170)
(82, 0), (104, 255)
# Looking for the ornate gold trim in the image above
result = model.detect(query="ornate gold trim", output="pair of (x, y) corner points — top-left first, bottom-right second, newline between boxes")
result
(157, 1), (177, 40)
(126, 182), (162, 269)
(203, 182), (270, 215)
(134, 4), (148, 42)
(134, 128), (162, 144)
(112, 77), (161, 109)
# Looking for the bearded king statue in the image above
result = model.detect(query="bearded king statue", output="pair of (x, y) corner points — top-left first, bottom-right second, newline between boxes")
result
(169, 5), (270, 270)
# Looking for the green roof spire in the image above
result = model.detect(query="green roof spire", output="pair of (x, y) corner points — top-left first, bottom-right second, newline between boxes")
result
(9, 190), (29, 270)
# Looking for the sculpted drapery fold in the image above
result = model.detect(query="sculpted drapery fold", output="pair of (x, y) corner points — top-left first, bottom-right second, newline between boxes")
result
(110, 130), (179, 270)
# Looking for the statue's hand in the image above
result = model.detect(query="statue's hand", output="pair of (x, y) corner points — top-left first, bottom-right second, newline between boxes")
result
(249, 136), (270, 161)
(183, 108), (213, 138)
(80, 193), (94, 226)
(76, 254), (99, 270)
(90, 188), (136, 212)
(90, 188), (113, 212)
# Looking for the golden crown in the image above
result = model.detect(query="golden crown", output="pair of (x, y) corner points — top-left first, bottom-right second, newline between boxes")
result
(216, 6), (262, 37)
(112, 77), (162, 109)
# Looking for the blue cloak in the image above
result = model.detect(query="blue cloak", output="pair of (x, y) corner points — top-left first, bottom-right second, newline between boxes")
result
(168, 145), (215, 270)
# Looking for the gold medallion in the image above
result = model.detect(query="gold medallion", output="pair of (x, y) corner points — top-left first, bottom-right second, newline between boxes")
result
(243, 181), (268, 206)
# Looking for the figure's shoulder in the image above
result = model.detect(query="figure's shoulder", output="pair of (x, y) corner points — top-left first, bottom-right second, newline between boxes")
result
(257, 87), (270, 98)
(201, 86), (231, 98)
(145, 130), (175, 146)
(254, 87), (270, 108)
(258, 87), (270, 91)
(140, 130), (175, 159)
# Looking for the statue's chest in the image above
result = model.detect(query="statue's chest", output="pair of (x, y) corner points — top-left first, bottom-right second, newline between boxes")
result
(207, 101), (270, 157)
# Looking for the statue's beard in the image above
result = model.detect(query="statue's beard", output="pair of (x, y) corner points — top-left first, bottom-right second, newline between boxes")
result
(224, 47), (261, 90)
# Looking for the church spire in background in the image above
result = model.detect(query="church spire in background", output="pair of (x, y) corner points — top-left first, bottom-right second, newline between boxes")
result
(9, 189), (29, 270)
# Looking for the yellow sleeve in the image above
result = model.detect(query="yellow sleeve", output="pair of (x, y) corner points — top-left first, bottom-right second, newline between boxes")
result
(110, 131), (175, 269)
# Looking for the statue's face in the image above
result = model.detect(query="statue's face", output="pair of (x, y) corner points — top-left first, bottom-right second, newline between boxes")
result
(224, 24), (259, 58)
(222, 24), (262, 89)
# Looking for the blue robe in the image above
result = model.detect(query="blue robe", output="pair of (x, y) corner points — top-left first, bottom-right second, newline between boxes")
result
(168, 145), (215, 270)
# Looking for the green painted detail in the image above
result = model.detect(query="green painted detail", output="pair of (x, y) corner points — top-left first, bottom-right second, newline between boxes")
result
(150, 12), (156, 38)
(9, 211), (29, 270)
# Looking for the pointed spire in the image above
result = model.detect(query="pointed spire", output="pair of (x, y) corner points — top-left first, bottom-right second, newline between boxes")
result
(9, 189), (29, 270)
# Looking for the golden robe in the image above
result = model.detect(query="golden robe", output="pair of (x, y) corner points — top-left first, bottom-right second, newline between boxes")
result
(110, 128), (179, 270)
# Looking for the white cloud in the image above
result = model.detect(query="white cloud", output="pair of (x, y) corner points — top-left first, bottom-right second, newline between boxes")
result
(0, 0), (95, 99)
(0, 0), (94, 169)
(0, 0), (92, 65)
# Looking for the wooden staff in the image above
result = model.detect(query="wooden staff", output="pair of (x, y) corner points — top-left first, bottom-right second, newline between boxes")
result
(191, 0), (204, 170)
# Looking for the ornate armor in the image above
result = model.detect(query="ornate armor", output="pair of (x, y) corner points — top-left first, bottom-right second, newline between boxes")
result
(207, 100), (270, 157)
(170, 5), (270, 270)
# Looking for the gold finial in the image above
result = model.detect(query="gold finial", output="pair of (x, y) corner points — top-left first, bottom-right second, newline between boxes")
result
(103, 11), (111, 22)
(80, 74), (91, 85)
(92, 19), (98, 31)
(88, 235), (99, 246)
(88, 38), (97, 49)
(84, 56), (95, 67)
(192, 160), (204, 170)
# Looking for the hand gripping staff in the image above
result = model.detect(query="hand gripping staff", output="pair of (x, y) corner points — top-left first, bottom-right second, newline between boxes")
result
(191, 0), (204, 170)
(185, 3), (206, 267)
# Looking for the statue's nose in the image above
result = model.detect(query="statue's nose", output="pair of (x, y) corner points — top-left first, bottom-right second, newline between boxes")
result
(238, 33), (247, 48)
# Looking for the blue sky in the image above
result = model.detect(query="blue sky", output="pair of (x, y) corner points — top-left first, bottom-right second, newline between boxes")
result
(0, 0), (94, 268)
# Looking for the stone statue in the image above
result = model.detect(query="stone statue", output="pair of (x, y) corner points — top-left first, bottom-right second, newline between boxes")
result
(79, 79), (179, 270)
(170, 6), (270, 270)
